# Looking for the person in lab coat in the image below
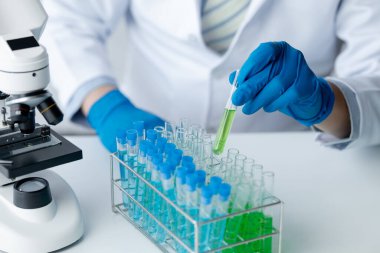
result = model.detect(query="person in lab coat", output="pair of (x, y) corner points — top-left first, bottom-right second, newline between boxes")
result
(42, 0), (380, 152)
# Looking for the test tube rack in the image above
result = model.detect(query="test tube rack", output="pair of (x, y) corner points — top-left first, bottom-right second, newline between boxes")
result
(110, 153), (283, 253)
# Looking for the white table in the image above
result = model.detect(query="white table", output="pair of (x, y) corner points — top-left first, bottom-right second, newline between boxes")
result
(52, 133), (380, 253)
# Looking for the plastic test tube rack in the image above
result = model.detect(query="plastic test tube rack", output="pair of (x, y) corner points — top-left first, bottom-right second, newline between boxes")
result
(110, 154), (284, 253)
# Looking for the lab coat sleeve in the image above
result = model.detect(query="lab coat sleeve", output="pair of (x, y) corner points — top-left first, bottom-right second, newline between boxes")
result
(319, 0), (380, 149)
(41, 0), (129, 122)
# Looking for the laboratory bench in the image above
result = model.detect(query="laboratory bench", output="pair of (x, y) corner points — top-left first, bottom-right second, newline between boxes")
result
(50, 132), (380, 253)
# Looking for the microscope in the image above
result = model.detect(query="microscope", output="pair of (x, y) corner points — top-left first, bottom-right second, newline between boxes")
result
(0, 1), (84, 252)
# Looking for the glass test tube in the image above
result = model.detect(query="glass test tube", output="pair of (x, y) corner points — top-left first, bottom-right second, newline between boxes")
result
(213, 70), (240, 155)
(154, 126), (165, 138)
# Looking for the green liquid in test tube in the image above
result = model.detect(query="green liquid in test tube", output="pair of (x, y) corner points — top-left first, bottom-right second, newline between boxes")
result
(213, 70), (239, 155)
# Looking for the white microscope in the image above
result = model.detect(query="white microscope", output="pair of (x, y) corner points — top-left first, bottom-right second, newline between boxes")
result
(0, 1), (84, 252)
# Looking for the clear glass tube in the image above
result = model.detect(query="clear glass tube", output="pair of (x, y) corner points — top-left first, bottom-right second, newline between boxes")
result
(179, 117), (190, 132)
(192, 139), (204, 168)
(234, 154), (247, 168)
(163, 131), (174, 143)
(184, 134), (196, 156)
(252, 164), (264, 207)
(263, 171), (275, 198)
(213, 70), (239, 155)
(165, 121), (176, 136)
(175, 127), (187, 149)
(154, 126), (165, 138)
(243, 158), (255, 177)
(201, 137), (213, 165)
(226, 148), (239, 162)
(220, 157), (233, 180)
(189, 124), (203, 139)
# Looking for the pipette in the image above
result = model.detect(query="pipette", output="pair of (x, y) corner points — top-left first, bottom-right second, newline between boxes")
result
(213, 70), (240, 155)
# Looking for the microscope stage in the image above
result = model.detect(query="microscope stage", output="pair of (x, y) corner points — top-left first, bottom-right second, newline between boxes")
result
(0, 126), (82, 179)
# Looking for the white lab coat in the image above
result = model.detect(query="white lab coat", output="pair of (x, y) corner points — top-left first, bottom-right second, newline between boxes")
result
(42, 0), (380, 148)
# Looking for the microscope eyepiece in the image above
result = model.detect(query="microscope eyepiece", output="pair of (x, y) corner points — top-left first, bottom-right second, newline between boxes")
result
(37, 96), (63, 125)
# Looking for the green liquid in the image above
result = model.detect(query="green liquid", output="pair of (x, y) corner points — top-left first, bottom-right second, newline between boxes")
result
(222, 211), (273, 253)
(213, 109), (236, 155)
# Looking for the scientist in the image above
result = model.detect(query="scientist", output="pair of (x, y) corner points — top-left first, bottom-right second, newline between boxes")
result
(42, 0), (380, 151)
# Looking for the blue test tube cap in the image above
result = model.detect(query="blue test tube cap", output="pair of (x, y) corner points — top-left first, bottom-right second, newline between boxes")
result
(176, 166), (187, 185)
(156, 137), (167, 152)
(164, 143), (176, 155)
(146, 129), (158, 141)
(209, 176), (223, 195)
(159, 164), (171, 180)
(185, 173), (197, 192)
(147, 146), (156, 159)
(182, 156), (193, 165)
(195, 170), (206, 188)
(139, 140), (148, 152)
(116, 129), (126, 144)
(201, 185), (213, 205)
(133, 121), (145, 137)
(152, 153), (163, 165)
(186, 162), (196, 174)
(172, 149), (183, 159)
(126, 129), (137, 146)
(168, 157), (180, 167)
(219, 183), (232, 202)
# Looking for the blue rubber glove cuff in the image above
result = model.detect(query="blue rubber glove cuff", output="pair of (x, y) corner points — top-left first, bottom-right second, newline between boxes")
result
(293, 77), (335, 126)
(88, 90), (133, 130)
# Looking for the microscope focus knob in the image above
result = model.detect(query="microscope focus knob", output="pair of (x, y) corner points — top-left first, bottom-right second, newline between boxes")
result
(13, 177), (52, 209)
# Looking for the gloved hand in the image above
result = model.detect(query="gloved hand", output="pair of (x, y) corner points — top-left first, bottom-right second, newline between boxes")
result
(230, 41), (335, 126)
(88, 89), (164, 152)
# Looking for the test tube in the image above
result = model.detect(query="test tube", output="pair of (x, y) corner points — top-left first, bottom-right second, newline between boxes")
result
(227, 148), (239, 162)
(165, 121), (176, 137)
(189, 124), (202, 139)
(142, 147), (156, 230)
(179, 117), (190, 131)
(175, 127), (187, 149)
(175, 167), (188, 244)
(262, 171), (275, 252)
(134, 140), (148, 221)
(154, 126), (165, 138)
(116, 131), (128, 208)
(133, 121), (145, 147)
(149, 155), (163, 235)
(223, 183), (250, 246)
(213, 70), (240, 155)
(159, 164), (177, 230)
(209, 176), (223, 207)
(243, 158), (255, 177)
(164, 142), (176, 160)
(146, 129), (158, 145)
(126, 129), (138, 217)
(185, 173), (198, 248)
(220, 157), (233, 180)
(262, 171), (275, 203)
(155, 137), (167, 154)
(195, 170), (206, 194)
(192, 138), (204, 168)
(163, 131), (175, 144)
(199, 185), (213, 252)
(210, 183), (231, 250)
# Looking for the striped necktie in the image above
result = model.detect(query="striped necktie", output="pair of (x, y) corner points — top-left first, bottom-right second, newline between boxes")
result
(201, 0), (251, 54)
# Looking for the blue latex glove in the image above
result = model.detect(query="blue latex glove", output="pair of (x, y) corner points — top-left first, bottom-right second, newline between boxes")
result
(88, 90), (164, 152)
(230, 41), (335, 126)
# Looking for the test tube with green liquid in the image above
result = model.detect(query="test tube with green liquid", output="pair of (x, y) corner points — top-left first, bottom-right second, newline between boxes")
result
(213, 70), (239, 155)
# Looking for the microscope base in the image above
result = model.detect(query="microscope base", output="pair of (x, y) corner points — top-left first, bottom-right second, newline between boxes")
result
(0, 170), (84, 253)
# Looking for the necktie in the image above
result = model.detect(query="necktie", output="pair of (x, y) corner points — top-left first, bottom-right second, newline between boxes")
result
(202, 0), (251, 54)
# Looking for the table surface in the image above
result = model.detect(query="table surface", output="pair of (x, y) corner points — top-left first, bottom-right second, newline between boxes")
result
(51, 133), (380, 253)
